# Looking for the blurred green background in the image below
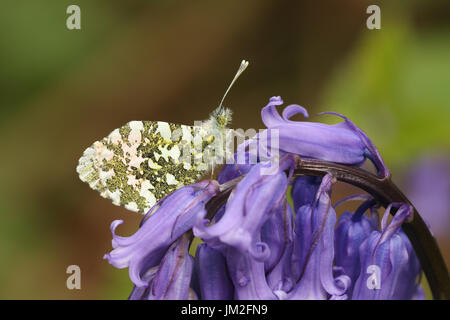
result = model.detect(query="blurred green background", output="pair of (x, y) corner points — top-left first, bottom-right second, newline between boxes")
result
(0, 0), (449, 299)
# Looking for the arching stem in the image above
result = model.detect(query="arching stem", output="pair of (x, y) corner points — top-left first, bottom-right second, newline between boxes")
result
(204, 158), (450, 300)
(293, 158), (450, 300)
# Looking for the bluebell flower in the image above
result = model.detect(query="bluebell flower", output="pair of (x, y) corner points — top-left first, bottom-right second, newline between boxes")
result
(104, 180), (219, 288)
(351, 203), (423, 300)
(129, 234), (196, 300)
(239, 96), (389, 177)
(193, 243), (234, 300)
(225, 246), (279, 299)
(197, 154), (298, 299)
(288, 174), (350, 299)
(103, 96), (432, 300)
(194, 154), (297, 261)
(262, 198), (295, 294)
(334, 196), (379, 296)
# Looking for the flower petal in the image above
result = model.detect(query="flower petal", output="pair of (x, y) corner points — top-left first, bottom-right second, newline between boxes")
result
(334, 199), (379, 296)
(254, 97), (373, 165)
(289, 174), (349, 299)
(104, 180), (219, 287)
(226, 247), (278, 300)
(194, 155), (297, 259)
(351, 203), (423, 300)
(320, 111), (389, 178)
(147, 234), (194, 300)
(193, 243), (234, 300)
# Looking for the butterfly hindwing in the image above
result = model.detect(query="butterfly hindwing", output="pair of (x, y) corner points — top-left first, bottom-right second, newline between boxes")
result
(77, 120), (212, 213)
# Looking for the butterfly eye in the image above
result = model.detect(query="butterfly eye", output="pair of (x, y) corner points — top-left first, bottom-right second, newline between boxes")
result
(216, 115), (228, 128)
(206, 135), (215, 144)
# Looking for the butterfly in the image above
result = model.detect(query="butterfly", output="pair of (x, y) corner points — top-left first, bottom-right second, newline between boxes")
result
(76, 60), (249, 213)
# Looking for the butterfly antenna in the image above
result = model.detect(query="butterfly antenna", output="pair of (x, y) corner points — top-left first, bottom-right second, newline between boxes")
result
(219, 59), (249, 109)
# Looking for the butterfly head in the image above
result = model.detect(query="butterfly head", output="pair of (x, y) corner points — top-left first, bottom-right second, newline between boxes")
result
(210, 105), (232, 129)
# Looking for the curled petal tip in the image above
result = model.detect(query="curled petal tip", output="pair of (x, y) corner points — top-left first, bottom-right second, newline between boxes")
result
(319, 111), (389, 178)
(282, 104), (309, 120)
(249, 242), (271, 262)
(269, 96), (283, 104)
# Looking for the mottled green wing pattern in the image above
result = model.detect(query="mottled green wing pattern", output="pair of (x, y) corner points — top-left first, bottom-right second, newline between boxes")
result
(76, 120), (211, 213)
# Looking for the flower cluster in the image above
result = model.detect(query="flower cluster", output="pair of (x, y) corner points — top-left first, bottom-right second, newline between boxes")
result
(104, 96), (423, 300)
